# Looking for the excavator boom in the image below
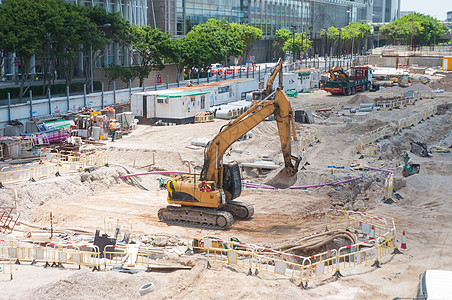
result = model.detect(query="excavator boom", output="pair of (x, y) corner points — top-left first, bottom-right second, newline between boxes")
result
(201, 88), (300, 191)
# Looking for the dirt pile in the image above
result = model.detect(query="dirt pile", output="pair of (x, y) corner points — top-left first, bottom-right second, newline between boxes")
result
(347, 94), (373, 105)
(343, 118), (388, 135)
(429, 73), (452, 91)
(405, 83), (432, 92)
(0, 167), (123, 221)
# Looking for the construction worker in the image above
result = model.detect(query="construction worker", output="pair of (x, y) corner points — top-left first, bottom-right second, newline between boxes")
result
(109, 120), (117, 142)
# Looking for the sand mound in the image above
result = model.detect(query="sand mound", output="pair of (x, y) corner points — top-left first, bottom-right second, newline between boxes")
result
(0, 167), (123, 221)
(429, 73), (452, 91)
(347, 94), (373, 105)
(378, 83), (432, 94)
(405, 83), (432, 92)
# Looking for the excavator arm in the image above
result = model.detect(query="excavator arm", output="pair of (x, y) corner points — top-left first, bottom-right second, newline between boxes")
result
(252, 58), (284, 101)
(200, 89), (301, 187)
(265, 58), (284, 96)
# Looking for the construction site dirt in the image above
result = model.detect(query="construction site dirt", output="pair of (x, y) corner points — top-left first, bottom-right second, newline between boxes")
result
(0, 83), (452, 299)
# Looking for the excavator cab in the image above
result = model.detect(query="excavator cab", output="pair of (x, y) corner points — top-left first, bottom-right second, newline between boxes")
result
(222, 163), (242, 200)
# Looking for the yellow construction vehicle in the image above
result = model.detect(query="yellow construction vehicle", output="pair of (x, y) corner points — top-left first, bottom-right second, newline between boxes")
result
(328, 67), (349, 82)
(158, 65), (301, 229)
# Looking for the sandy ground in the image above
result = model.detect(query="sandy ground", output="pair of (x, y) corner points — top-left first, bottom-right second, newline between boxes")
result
(1, 84), (452, 299)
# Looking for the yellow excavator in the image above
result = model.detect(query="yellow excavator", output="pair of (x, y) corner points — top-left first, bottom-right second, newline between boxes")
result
(158, 59), (301, 228)
(329, 66), (349, 82)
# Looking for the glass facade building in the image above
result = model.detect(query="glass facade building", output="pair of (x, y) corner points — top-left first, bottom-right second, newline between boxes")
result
(372, 0), (400, 23)
(150, 0), (372, 37)
(1, 0), (147, 81)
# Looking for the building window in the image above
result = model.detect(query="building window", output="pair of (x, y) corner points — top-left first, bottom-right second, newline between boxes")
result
(218, 86), (230, 94)
(201, 96), (205, 109)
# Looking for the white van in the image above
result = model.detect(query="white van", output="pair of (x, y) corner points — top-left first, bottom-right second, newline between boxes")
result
(415, 270), (452, 300)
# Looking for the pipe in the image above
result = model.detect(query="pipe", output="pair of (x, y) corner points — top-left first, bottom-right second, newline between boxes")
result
(109, 164), (152, 191)
(119, 171), (191, 178)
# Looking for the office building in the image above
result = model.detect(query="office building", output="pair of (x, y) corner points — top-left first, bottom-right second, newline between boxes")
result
(372, 0), (400, 23)
(150, 0), (372, 37)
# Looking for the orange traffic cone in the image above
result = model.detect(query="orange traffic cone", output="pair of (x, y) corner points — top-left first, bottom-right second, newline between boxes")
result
(401, 231), (407, 249)
(369, 225), (375, 240)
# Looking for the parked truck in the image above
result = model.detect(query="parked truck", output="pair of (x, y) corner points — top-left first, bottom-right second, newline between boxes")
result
(322, 66), (373, 95)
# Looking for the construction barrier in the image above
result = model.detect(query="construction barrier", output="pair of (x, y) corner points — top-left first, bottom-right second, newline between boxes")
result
(358, 104), (437, 155)
(0, 260), (12, 281)
(103, 216), (133, 240)
(378, 91), (434, 101)
(0, 150), (109, 186)
(195, 112), (214, 123)
(20, 136), (33, 151)
(383, 174), (394, 201)
(31, 133), (50, 146)
(191, 209), (397, 285)
(0, 242), (102, 270)
(0, 136), (34, 152)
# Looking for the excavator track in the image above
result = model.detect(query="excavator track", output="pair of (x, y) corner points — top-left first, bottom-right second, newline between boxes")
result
(158, 206), (235, 229)
(223, 201), (255, 219)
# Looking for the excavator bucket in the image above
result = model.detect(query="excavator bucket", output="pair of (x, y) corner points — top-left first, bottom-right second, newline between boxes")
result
(265, 167), (298, 189)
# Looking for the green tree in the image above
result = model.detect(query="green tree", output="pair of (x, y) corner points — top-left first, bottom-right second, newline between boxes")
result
(167, 38), (187, 75)
(130, 26), (170, 86)
(231, 23), (263, 59)
(381, 13), (446, 45)
(339, 23), (372, 55)
(283, 32), (312, 58)
(273, 29), (291, 59)
(0, 0), (53, 101)
(83, 6), (132, 91)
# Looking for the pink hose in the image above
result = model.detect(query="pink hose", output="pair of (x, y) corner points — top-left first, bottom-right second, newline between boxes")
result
(119, 171), (190, 178)
(242, 176), (363, 190)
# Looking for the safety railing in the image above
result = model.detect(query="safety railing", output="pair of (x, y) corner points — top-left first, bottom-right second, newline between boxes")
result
(0, 243), (102, 270)
(195, 112), (214, 123)
(358, 104), (437, 155)
(374, 97), (416, 109)
(0, 260), (12, 281)
(103, 216), (133, 240)
(0, 150), (109, 186)
(31, 133), (50, 146)
(383, 174), (394, 202)
(190, 209), (398, 285)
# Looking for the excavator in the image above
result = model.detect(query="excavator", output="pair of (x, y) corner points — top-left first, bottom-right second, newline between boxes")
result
(158, 59), (302, 228)
(329, 66), (349, 82)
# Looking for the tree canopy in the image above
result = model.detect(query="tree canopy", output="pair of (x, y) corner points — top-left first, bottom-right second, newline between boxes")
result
(381, 13), (446, 45)
(0, 0), (264, 95)
(0, 0), (131, 100)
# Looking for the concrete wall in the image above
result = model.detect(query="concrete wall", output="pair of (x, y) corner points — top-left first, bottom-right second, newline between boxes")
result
(368, 55), (443, 68)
